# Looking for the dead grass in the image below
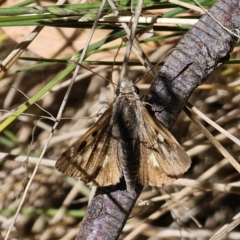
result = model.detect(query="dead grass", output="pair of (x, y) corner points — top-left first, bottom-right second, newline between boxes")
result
(1, 2), (240, 239)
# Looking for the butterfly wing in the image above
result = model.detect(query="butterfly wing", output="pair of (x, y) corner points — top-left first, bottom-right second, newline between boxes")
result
(55, 108), (122, 187)
(138, 107), (191, 187)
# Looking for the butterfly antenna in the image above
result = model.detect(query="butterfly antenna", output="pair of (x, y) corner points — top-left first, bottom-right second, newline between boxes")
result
(69, 60), (118, 88)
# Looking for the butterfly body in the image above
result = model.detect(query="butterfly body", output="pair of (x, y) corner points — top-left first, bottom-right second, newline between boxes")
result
(56, 78), (191, 192)
(111, 79), (143, 191)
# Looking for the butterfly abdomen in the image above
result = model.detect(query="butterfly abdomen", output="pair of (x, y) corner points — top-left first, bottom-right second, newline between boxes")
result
(112, 92), (143, 191)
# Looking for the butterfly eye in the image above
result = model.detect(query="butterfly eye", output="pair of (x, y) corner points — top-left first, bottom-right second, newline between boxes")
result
(134, 86), (139, 95)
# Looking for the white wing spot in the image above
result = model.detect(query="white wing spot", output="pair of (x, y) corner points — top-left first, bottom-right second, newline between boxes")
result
(157, 134), (165, 143)
(149, 153), (160, 167)
(96, 141), (103, 151)
(70, 147), (75, 157)
(160, 144), (169, 156)
(103, 154), (110, 167)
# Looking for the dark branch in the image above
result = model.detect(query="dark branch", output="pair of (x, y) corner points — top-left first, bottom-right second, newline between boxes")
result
(145, 0), (240, 129)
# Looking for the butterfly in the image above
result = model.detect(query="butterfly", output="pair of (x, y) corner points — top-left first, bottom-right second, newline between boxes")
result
(56, 77), (191, 192)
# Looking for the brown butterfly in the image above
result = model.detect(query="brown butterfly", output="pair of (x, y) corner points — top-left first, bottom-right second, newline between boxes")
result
(55, 78), (191, 192)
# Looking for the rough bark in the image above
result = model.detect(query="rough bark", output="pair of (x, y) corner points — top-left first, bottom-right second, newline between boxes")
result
(145, 0), (240, 129)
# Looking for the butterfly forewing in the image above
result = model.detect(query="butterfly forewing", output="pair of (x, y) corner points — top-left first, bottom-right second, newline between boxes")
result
(93, 137), (121, 186)
(56, 108), (122, 186)
(138, 106), (191, 186)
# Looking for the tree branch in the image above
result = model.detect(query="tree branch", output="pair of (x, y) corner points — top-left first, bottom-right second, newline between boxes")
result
(145, 0), (240, 129)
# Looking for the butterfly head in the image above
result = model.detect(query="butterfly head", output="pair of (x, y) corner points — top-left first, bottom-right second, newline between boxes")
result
(116, 78), (139, 95)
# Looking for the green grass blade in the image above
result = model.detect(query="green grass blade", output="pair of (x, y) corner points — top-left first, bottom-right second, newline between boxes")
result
(0, 64), (75, 132)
